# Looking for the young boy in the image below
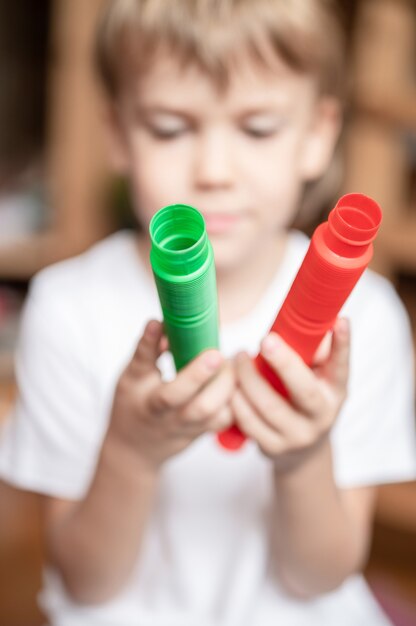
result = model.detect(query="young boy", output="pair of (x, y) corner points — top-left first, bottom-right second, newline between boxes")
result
(1, 1), (415, 624)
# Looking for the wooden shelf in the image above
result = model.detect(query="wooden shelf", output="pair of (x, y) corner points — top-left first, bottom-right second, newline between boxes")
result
(344, 0), (416, 279)
(355, 90), (416, 132)
(0, 380), (16, 421)
(376, 482), (416, 533)
(344, 1), (416, 551)
(379, 218), (416, 272)
(0, 0), (109, 281)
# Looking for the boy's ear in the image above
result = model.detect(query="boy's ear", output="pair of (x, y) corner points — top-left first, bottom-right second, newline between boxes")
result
(299, 97), (342, 182)
(103, 103), (130, 174)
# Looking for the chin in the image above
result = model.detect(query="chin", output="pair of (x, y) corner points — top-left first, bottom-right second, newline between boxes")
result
(211, 240), (248, 274)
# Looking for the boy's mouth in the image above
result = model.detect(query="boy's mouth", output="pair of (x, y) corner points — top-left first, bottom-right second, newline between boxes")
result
(202, 212), (243, 235)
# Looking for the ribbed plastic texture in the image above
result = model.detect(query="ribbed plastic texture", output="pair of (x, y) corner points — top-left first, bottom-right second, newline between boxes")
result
(218, 193), (383, 451)
(150, 204), (219, 371)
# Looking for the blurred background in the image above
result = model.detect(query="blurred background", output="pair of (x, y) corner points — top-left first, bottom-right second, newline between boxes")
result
(0, 0), (415, 624)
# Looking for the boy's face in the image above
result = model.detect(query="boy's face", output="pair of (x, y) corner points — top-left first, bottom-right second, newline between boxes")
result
(111, 52), (340, 272)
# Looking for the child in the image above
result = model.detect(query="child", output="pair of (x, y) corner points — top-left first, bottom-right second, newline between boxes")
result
(1, 0), (415, 624)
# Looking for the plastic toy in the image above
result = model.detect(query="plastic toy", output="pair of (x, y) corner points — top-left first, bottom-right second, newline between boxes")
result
(149, 203), (219, 371)
(217, 193), (383, 450)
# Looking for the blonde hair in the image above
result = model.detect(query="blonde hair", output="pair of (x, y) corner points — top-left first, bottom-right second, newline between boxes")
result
(95, 0), (348, 100)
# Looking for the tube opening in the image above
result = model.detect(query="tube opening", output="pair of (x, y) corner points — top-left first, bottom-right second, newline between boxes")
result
(150, 203), (211, 276)
(150, 204), (205, 256)
(338, 207), (374, 231)
(162, 234), (199, 251)
(329, 193), (382, 246)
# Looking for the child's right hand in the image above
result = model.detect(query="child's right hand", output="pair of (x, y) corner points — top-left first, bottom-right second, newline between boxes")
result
(108, 320), (234, 471)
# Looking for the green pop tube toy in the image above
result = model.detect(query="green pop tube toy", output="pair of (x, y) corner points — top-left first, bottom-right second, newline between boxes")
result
(149, 203), (219, 371)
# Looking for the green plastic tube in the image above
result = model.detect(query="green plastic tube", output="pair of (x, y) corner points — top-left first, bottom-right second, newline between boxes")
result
(149, 204), (219, 371)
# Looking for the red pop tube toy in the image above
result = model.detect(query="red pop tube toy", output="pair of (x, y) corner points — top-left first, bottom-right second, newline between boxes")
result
(217, 193), (383, 451)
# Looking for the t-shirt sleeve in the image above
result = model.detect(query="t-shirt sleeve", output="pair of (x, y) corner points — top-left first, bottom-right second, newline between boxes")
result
(0, 270), (104, 500)
(331, 274), (416, 488)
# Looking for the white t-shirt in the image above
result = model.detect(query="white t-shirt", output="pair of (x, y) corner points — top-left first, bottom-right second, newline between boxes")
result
(1, 229), (415, 626)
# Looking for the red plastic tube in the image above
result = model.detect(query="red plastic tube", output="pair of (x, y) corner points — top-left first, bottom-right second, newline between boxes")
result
(217, 193), (382, 451)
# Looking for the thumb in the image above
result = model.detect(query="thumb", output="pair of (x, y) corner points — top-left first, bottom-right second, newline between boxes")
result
(130, 320), (166, 377)
(316, 317), (350, 392)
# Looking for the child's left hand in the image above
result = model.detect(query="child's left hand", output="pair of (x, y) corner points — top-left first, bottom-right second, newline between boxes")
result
(231, 318), (350, 472)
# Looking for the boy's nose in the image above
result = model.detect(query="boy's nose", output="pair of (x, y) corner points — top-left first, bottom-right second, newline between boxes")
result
(193, 130), (235, 190)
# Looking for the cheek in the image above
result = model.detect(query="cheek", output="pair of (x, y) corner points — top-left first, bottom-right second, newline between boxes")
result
(244, 130), (305, 196)
(128, 142), (191, 223)
(249, 150), (304, 224)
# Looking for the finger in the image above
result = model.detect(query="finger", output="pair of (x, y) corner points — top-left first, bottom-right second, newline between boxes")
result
(232, 389), (283, 453)
(260, 333), (324, 417)
(318, 317), (350, 392)
(311, 331), (332, 367)
(148, 349), (224, 413)
(158, 334), (169, 354)
(236, 352), (304, 437)
(206, 405), (234, 433)
(179, 362), (235, 423)
(130, 320), (165, 377)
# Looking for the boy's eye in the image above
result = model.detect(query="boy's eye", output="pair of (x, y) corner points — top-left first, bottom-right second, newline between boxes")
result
(148, 125), (188, 139)
(242, 114), (286, 138)
(144, 114), (190, 139)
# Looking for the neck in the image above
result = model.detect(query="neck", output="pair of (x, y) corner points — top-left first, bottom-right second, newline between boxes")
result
(215, 233), (288, 325)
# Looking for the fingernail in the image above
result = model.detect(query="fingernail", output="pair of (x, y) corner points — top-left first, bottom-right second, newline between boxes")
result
(262, 334), (280, 355)
(147, 321), (159, 336)
(204, 351), (223, 370)
(338, 318), (350, 335)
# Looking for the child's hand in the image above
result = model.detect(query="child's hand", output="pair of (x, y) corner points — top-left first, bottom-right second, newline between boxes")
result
(231, 318), (350, 472)
(109, 320), (234, 471)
